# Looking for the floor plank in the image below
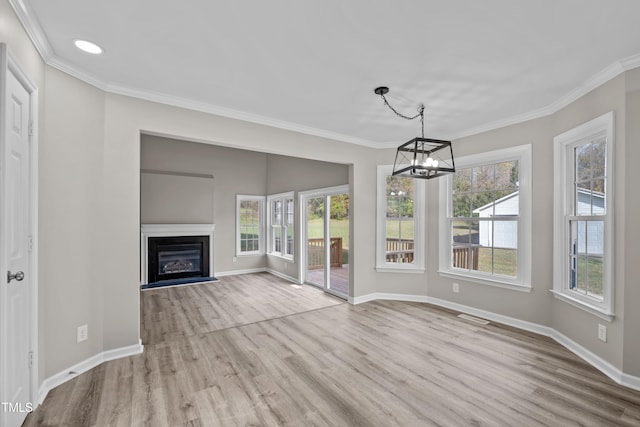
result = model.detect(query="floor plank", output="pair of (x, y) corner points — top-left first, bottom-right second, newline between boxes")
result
(24, 273), (640, 426)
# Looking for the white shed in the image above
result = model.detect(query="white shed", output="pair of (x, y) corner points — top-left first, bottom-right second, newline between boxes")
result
(473, 189), (605, 254)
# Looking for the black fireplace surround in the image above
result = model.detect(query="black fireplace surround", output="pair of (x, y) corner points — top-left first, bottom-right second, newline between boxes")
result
(147, 235), (209, 283)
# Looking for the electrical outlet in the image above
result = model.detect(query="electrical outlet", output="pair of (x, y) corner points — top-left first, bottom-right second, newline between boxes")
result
(598, 324), (607, 342)
(77, 324), (88, 343)
(232, 256), (237, 263)
(452, 282), (459, 293)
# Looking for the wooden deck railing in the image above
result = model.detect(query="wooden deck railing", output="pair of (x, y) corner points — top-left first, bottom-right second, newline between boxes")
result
(308, 238), (343, 269)
(384, 240), (479, 269)
(452, 245), (479, 270)
(385, 239), (414, 263)
(308, 239), (478, 269)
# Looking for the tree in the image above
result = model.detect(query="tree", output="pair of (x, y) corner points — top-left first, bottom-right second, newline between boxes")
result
(329, 194), (349, 220)
(452, 161), (519, 218)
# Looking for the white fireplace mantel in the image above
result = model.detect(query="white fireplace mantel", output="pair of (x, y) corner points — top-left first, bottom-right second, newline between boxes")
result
(140, 223), (215, 285)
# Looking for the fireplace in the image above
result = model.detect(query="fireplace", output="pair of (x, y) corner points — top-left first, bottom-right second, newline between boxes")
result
(147, 236), (209, 283)
(140, 224), (215, 285)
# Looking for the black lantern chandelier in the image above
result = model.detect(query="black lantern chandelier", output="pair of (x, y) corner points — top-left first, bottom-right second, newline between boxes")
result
(374, 86), (455, 179)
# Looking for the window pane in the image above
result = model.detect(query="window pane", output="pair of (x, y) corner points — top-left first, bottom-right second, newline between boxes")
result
(386, 176), (415, 264)
(587, 256), (604, 299)
(285, 198), (294, 256)
(576, 144), (592, 182)
(274, 226), (281, 253)
(450, 157), (521, 279)
(471, 191), (494, 217)
(570, 219), (604, 300)
(453, 168), (472, 192)
(240, 199), (261, 253)
(592, 139), (606, 179)
(477, 247), (493, 274)
(286, 198), (294, 226)
(286, 226), (294, 256)
(453, 193), (471, 218)
(576, 182), (592, 215)
(495, 161), (519, 191)
(451, 220), (478, 270)
(272, 200), (282, 224)
(593, 178), (605, 214)
(473, 164), (495, 192)
(576, 256), (588, 293)
(493, 248), (517, 277)
(574, 139), (606, 217)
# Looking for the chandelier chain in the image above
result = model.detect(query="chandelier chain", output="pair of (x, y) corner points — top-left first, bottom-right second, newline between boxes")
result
(379, 93), (425, 138)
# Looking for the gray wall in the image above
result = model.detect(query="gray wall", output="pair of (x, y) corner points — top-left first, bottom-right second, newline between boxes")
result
(623, 68), (640, 376)
(140, 171), (214, 224)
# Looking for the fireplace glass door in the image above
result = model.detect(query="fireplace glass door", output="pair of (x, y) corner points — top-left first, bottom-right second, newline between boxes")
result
(148, 236), (209, 283)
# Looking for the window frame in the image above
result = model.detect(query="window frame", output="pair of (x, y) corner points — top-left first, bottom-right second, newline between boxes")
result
(236, 195), (265, 256)
(438, 144), (532, 291)
(552, 111), (614, 321)
(267, 191), (295, 260)
(376, 165), (426, 273)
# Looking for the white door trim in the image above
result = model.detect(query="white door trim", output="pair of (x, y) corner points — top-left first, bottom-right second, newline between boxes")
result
(0, 43), (39, 409)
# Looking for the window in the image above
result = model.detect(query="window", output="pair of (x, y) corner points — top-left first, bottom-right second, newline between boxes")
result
(236, 195), (265, 255)
(553, 112), (614, 320)
(439, 145), (531, 290)
(376, 165), (425, 272)
(267, 192), (294, 259)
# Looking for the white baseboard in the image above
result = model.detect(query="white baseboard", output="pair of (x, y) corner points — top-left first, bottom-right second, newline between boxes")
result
(38, 340), (143, 405)
(216, 268), (298, 285)
(215, 267), (266, 277)
(266, 268), (299, 284)
(352, 292), (640, 392)
(350, 292), (429, 305)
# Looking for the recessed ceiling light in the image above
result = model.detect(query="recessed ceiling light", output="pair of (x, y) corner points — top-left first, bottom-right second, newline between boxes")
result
(74, 40), (103, 55)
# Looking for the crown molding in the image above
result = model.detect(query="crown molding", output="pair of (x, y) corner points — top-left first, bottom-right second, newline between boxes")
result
(10, 0), (640, 148)
(104, 82), (377, 148)
(9, 0), (54, 62)
(452, 53), (640, 141)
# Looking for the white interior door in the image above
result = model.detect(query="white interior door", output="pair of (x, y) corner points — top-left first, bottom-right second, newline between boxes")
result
(1, 46), (35, 427)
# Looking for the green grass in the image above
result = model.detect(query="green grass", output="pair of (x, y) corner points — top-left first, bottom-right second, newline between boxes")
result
(307, 218), (417, 247)
(477, 248), (517, 277)
(385, 219), (415, 240)
(307, 218), (350, 248)
(575, 257), (603, 297)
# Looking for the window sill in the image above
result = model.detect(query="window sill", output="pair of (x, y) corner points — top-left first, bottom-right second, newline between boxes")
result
(267, 253), (294, 263)
(438, 270), (532, 293)
(550, 290), (615, 322)
(376, 265), (425, 274)
(236, 252), (265, 257)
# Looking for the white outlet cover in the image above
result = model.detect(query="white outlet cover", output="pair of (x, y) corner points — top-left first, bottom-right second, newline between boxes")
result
(598, 324), (607, 342)
(77, 325), (88, 343)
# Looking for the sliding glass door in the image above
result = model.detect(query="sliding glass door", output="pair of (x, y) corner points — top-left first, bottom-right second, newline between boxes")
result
(300, 185), (350, 299)
(306, 196), (326, 287)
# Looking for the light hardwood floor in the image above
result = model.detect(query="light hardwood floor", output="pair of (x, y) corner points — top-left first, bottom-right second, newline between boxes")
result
(25, 273), (640, 426)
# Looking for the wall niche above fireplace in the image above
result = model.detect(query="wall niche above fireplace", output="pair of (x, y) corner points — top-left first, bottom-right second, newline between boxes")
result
(141, 224), (215, 285)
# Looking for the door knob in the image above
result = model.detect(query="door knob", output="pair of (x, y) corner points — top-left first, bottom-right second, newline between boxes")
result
(7, 271), (24, 283)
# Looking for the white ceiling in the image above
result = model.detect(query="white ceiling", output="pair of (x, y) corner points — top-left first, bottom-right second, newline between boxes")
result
(11, 0), (640, 148)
